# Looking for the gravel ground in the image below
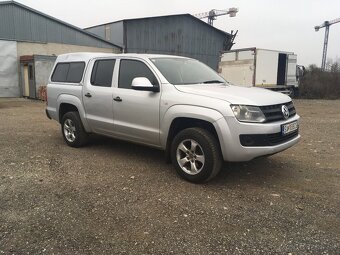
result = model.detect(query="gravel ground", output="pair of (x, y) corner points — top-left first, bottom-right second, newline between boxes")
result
(0, 98), (339, 255)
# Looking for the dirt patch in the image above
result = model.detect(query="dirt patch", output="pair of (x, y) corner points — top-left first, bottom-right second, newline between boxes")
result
(0, 98), (339, 254)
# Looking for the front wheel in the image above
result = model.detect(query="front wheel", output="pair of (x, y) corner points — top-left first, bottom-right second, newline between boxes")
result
(61, 111), (88, 147)
(171, 128), (222, 183)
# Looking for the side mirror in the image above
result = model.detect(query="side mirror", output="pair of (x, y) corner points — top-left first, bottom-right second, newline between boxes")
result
(131, 77), (159, 92)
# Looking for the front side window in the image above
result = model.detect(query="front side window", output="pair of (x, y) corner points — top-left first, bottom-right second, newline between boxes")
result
(150, 58), (225, 85)
(91, 59), (116, 87)
(118, 60), (158, 89)
(51, 62), (85, 83)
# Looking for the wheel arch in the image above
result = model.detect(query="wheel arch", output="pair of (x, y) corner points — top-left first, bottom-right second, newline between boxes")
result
(161, 105), (224, 163)
(57, 94), (91, 132)
(59, 103), (78, 123)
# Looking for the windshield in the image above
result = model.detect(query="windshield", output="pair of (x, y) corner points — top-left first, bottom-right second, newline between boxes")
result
(150, 58), (226, 85)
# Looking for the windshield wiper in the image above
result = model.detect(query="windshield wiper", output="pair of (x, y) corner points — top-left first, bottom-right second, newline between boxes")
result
(202, 80), (225, 84)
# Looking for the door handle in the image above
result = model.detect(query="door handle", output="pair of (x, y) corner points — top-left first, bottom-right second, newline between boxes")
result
(85, 92), (92, 98)
(113, 96), (122, 102)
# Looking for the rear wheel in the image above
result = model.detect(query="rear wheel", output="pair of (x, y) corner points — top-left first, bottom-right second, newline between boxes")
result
(61, 111), (88, 147)
(171, 128), (222, 183)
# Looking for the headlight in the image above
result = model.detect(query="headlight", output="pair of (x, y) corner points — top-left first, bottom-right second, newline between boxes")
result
(230, 105), (266, 123)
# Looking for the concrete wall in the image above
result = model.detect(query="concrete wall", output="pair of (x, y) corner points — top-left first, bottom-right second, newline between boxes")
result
(0, 40), (19, 97)
(17, 41), (120, 57)
(34, 56), (56, 99)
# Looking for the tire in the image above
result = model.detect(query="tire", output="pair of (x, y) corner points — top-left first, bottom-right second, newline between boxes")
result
(171, 127), (222, 183)
(61, 111), (88, 147)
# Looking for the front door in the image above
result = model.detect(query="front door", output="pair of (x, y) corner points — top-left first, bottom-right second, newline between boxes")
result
(83, 59), (116, 135)
(112, 59), (161, 146)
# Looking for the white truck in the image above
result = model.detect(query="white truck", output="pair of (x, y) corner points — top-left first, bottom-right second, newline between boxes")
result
(218, 48), (299, 96)
(46, 53), (300, 183)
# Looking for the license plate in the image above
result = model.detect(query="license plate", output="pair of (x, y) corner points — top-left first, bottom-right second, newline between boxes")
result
(281, 121), (298, 135)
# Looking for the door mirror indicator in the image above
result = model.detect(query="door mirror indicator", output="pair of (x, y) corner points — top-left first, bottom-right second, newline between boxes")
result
(131, 77), (159, 92)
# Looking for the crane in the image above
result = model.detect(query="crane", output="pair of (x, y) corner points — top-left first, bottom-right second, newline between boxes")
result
(315, 18), (340, 70)
(194, 8), (238, 26)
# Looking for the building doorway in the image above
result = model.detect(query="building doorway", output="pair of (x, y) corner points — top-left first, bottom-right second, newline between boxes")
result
(20, 56), (36, 98)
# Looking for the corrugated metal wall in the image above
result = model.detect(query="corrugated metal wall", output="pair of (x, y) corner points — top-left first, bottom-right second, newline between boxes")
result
(125, 15), (229, 69)
(0, 3), (119, 50)
(107, 21), (124, 47)
(86, 26), (106, 41)
(86, 15), (231, 69)
(86, 21), (124, 48)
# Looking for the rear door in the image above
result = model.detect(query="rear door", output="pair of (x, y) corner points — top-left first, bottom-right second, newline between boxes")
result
(277, 53), (287, 86)
(83, 59), (116, 135)
(112, 58), (161, 146)
(286, 54), (298, 86)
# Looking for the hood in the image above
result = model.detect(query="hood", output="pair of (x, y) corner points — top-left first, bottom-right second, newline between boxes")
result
(174, 84), (291, 106)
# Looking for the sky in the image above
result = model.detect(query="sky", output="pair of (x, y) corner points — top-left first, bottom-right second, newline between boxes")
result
(10, 0), (340, 66)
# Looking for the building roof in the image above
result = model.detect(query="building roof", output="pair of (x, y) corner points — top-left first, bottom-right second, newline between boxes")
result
(0, 1), (122, 49)
(85, 13), (231, 36)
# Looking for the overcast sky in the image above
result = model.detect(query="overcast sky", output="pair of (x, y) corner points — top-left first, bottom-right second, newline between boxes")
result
(11, 0), (340, 66)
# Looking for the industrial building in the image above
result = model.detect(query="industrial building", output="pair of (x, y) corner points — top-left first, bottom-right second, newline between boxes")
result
(0, 1), (121, 98)
(0, 2), (235, 98)
(85, 14), (235, 69)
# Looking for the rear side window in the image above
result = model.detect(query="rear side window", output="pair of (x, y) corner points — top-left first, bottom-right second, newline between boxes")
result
(67, 63), (85, 83)
(51, 62), (85, 83)
(118, 60), (158, 89)
(91, 59), (116, 87)
(51, 63), (69, 82)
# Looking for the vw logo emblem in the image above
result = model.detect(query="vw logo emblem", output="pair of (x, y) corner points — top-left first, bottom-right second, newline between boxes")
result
(282, 105), (289, 119)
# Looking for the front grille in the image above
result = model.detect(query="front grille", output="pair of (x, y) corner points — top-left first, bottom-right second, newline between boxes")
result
(240, 130), (299, 147)
(260, 101), (296, 123)
(267, 130), (299, 145)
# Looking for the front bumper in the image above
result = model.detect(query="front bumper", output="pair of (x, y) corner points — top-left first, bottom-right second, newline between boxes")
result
(214, 114), (301, 162)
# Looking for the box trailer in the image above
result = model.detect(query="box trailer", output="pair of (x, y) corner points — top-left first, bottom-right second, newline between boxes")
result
(218, 48), (299, 96)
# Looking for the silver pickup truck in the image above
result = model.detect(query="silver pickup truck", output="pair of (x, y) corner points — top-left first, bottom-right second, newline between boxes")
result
(46, 53), (300, 183)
